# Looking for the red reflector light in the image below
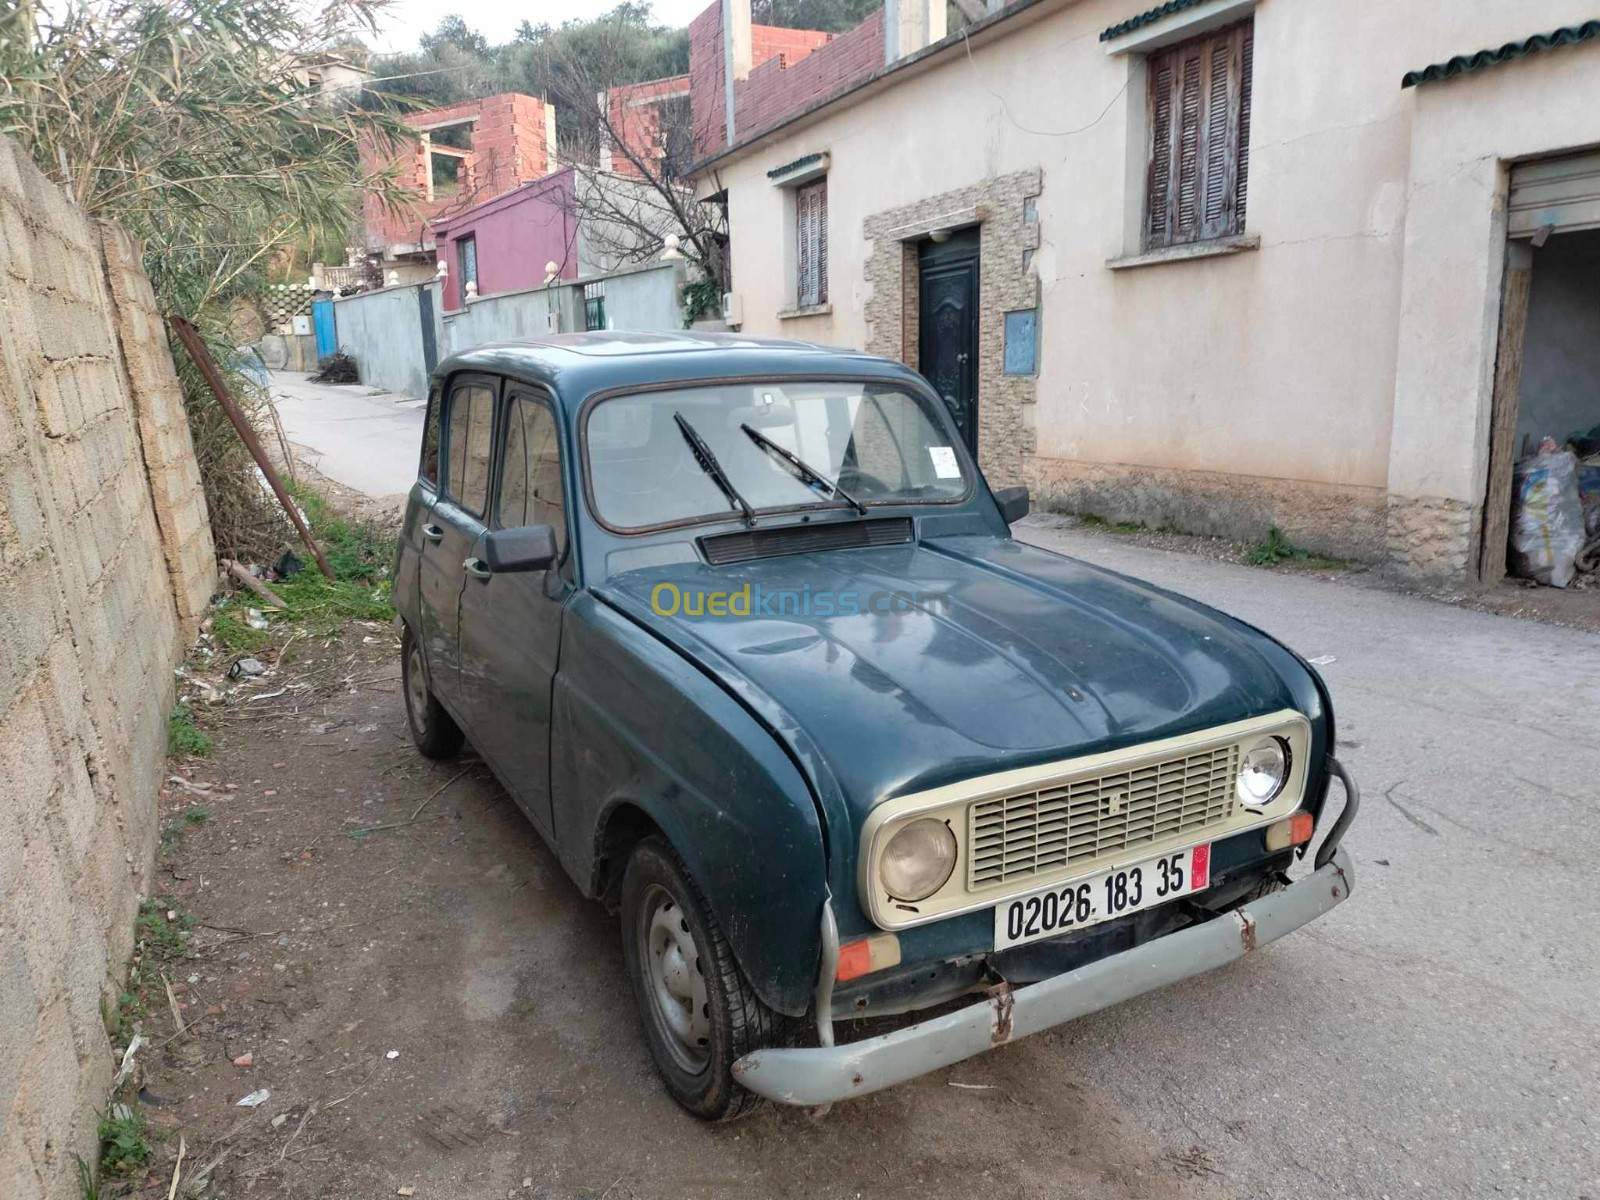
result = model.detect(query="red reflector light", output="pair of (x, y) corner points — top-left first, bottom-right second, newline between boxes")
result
(835, 934), (902, 982)
(1289, 811), (1314, 845)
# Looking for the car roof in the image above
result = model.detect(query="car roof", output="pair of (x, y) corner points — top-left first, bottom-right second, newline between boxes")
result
(431, 332), (924, 409)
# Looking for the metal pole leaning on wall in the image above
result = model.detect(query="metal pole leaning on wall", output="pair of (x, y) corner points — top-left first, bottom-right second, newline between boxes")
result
(167, 316), (336, 581)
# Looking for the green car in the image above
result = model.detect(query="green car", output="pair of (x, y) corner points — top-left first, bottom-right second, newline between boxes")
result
(393, 333), (1358, 1120)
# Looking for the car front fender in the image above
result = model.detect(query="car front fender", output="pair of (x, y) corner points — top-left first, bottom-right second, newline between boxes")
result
(550, 593), (827, 1017)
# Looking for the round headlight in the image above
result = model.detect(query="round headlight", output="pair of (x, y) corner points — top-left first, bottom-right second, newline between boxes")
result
(1238, 736), (1290, 807)
(879, 818), (958, 902)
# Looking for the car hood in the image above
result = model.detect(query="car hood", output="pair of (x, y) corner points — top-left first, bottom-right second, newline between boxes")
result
(597, 533), (1308, 827)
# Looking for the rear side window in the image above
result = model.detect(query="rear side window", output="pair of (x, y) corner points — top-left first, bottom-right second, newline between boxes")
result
(420, 387), (442, 486)
(444, 383), (494, 516)
(498, 395), (565, 555)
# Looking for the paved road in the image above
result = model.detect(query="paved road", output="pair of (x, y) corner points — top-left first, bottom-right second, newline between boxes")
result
(1012, 517), (1600, 1199)
(269, 371), (425, 501)
(271, 394), (1600, 1195)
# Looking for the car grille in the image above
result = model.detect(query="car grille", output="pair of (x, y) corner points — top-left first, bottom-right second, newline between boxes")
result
(967, 743), (1241, 889)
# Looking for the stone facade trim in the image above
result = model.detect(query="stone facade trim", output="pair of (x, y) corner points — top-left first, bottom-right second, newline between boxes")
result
(863, 168), (1043, 486)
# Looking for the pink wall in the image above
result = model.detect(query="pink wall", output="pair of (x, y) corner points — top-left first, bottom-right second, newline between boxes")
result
(430, 168), (579, 310)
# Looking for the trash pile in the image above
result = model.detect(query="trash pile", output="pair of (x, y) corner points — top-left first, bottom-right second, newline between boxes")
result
(1510, 423), (1600, 588)
(175, 554), (312, 709)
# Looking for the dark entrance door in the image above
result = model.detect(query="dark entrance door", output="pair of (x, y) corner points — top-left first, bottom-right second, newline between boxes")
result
(918, 229), (981, 453)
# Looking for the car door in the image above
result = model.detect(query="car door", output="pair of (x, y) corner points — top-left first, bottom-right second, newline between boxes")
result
(395, 383), (443, 631)
(415, 374), (498, 715)
(456, 385), (572, 839)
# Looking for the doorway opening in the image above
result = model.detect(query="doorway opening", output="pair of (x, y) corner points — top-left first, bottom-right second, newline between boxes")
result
(1482, 151), (1600, 592)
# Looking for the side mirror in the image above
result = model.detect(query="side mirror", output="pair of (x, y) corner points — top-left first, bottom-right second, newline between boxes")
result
(483, 524), (559, 573)
(993, 485), (1030, 525)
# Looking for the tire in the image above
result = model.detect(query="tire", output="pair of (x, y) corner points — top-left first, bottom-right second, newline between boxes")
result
(619, 838), (786, 1121)
(401, 625), (463, 759)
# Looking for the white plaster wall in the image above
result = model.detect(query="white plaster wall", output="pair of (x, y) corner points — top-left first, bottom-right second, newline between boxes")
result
(713, 0), (1600, 505)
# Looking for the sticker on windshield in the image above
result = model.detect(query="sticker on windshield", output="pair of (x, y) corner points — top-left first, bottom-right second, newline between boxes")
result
(928, 446), (961, 479)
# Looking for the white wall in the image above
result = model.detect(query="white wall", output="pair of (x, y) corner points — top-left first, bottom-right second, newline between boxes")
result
(709, 0), (1600, 569)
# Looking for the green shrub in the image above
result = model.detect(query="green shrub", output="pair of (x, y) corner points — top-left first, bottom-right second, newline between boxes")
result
(97, 1110), (152, 1176)
(167, 706), (212, 757)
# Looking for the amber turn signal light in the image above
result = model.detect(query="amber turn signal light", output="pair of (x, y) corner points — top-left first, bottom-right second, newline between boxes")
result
(836, 933), (902, 982)
(1265, 811), (1315, 851)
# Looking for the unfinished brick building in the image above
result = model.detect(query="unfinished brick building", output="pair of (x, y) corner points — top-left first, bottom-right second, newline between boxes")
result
(360, 93), (559, 277)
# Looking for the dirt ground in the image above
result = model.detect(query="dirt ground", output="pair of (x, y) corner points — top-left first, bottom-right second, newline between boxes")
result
(119, 612), (1246, 1200)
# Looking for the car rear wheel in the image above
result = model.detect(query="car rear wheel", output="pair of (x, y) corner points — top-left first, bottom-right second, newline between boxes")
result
(620, 838), (785, 1121)
(402, 625), (463, 759)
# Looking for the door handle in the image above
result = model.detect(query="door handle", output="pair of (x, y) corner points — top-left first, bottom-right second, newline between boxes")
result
(463, 557), (492, 580)
(422, 523), (443, 543)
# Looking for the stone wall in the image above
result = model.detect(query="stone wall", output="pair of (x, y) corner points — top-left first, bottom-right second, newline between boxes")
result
(0, 135), (213, 1200)
(863, 168), (1043, 487)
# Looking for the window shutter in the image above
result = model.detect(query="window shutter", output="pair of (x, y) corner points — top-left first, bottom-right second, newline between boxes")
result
(796, 179), (827, 307)
(1146, 56), (1174, 245)
(1144, 19), (1252, 249)
(1236, 22), (1253, 224)
(1174, 43), (1203, 238)
(816, 182), (829, 304)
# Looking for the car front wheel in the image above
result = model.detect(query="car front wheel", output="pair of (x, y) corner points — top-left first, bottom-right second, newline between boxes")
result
(619, 838), (786, 1121)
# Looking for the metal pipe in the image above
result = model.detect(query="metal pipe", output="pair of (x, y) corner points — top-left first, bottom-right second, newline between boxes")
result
(1315, 755), (1360, 869)
(167, 315), (335, 581)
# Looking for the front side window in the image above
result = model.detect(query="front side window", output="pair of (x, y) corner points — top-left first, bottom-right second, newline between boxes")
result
(586, 380), (968, 531)
(420, 386), (442, 486)
(444, 383), (494, 516)
(795, 178), (828, 307)
(498, 394), (566, 555)
(1145, 18), (1253, 249)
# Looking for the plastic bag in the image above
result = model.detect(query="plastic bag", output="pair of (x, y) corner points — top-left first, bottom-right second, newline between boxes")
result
(1510, 450), (1584, 587)
(1577, 454), (1600, 538)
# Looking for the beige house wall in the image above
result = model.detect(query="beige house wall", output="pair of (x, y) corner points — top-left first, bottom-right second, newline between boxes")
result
(0, 135), (213, 1199)
(705, 0), (1600, 573)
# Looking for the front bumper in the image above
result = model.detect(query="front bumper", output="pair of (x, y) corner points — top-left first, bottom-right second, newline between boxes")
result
(732, 846), (1354, 1106)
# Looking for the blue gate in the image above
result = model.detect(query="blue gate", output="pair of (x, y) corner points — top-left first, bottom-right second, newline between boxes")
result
(311, 298), (336, 359)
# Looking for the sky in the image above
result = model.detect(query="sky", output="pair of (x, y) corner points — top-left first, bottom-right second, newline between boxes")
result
(370, 0), (711, 53)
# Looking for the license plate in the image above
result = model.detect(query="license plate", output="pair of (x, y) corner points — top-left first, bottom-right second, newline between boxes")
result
(993, 843), (1211, 950)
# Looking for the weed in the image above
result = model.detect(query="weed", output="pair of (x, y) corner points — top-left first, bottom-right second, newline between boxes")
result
(212, 610), (271, 653)
(135, 898), (193, 958)
(1242, 527), (1346, 570)
(287, 481), (395, 585)
(159, 805), (210, 852)
(75, 1153), (98, 1200)
(102, 990), (147, 1041)
(167, 706), (212, 757)
(97, 1109), (152, 1175)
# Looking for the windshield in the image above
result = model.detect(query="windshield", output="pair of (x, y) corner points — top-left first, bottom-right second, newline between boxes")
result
(585, 380), (969, 531)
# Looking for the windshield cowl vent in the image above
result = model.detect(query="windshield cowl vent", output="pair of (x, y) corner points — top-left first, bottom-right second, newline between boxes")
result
(699, 518), (914, 565)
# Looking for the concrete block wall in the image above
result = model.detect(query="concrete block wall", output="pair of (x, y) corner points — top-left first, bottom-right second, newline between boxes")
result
(0, 134), (213, 1199)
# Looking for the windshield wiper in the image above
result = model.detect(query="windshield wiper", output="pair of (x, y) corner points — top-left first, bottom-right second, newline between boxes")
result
(674, 412), (757, 527)
(740, 423), (868, 516)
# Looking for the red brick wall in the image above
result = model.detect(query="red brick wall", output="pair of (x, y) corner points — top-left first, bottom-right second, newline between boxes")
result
(688, 2), (882, 160)
(607, 74), (691, 180)
(361, 93), (555, 253)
